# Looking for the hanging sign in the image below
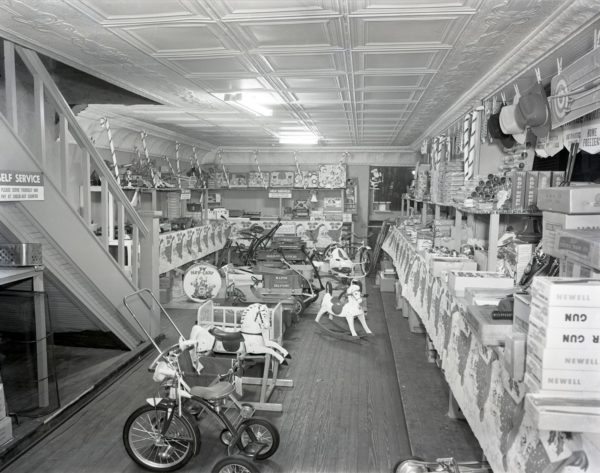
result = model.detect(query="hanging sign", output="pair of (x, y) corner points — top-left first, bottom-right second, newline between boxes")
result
(551, 46), (600, 128)
(268, 189), (292, 199)
(579, 117), (600, 154)
(180, 189), (191, 200)
(0, 170), (44, 201)
(562, 122), (582, 149)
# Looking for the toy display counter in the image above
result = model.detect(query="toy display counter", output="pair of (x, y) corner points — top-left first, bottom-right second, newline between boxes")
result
(382, 226), (600, 473)
(159, 221), (230, 274)
(228, 218), (347, 249)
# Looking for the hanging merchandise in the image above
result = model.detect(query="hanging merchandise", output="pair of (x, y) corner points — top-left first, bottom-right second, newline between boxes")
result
(100, 117), (120, 185)
(487, 106), (516, 149)
(175, 142), (182, 188)
(217, 149), (230, 188)
(466, 108), (481, 180)
(513, 80), (551, 139)
(140, 130), (158, 187)
(252, 150), (268, 189)
(462, 112), (472, 180)
(499, 86), (527, 144)
(551, 34), (600, 128)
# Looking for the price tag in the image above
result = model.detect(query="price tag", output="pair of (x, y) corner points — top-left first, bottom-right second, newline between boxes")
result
(234, 376), (243, 396)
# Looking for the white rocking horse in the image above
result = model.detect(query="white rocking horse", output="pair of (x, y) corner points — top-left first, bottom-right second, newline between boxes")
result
(315, 282), (373, 338)
(190, 303), (290, 364)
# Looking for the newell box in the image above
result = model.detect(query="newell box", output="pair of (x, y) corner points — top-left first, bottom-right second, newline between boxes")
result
(556, 229), (600, 271)
(531, 277), (600, 308)
(448, 271), (514, 297)
(542, 212), (600, 257)
(537, 185), (600, 214)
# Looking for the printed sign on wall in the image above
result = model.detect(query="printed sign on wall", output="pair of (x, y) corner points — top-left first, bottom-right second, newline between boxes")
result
(0, 170), (44, 201)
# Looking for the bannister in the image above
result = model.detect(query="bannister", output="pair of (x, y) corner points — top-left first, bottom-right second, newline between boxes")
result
(12, 45), (148, 238)
(1, 39), (149, 286)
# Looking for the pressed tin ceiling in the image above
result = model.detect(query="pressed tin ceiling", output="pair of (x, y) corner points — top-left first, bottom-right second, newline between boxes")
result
(0, 0), (598, 149)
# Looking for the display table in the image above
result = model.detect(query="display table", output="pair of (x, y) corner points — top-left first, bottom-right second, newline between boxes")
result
(228, 218), (347, 249)
(159, 221), (230, 274)
(382, 227), (600, 473)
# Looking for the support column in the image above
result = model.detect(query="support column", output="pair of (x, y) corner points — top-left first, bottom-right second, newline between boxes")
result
(139, 210), (162, 337)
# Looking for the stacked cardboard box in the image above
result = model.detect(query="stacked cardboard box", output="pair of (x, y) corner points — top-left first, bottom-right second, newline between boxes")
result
(525, 278), (600, 394)
(414, 164), (430, 201)
(430, 161), (464, 204)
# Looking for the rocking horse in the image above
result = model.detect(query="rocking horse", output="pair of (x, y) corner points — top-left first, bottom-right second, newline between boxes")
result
(315, 281), (373, 340)
(190, 303), (290, 365)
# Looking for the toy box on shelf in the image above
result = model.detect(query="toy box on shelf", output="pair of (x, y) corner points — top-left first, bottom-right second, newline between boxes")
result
(448, 270), (514, 297)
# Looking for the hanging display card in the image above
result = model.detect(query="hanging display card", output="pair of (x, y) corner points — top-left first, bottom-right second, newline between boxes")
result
(551, 46), (600, 128)
(248, 171), (267, 188)
(293, 170), (319, 188)
(562, 122), (582, 149)
(580, 117), (600, 154)
(228, 173), (248, 188)
(0, 170), (44, 201)
(269, 171), (294, 188)
(214, 172), (229, 188)
(544, 130), (564, 157)
(318, 164), (346, 188)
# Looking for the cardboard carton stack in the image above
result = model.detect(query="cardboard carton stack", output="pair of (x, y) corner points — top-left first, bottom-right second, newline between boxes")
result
(430, 161), (464, 204)
(556, 229), (600, 279)
(538, 185), (600, 257)
(525, 278), (600, 395)
(414, 164), (430, 201)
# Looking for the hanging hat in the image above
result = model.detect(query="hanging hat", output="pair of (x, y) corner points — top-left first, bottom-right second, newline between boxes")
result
(499, 95), (527, 144)
(487, 107), (516, 149)
(515, 83), (551, 138)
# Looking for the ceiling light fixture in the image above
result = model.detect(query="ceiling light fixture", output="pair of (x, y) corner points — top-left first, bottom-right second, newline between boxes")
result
(278, 133), (319, 145)
(221, 92), (273, 117)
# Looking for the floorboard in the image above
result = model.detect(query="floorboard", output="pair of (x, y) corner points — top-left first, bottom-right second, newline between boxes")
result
(380, 291), (482, 461)
(3, 281), (413, 473)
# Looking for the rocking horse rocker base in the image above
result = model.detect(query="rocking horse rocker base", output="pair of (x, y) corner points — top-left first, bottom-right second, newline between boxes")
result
(314, 282), (374, 342)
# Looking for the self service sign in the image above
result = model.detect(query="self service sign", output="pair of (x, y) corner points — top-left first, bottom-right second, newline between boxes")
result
(0, 171), (45, 201)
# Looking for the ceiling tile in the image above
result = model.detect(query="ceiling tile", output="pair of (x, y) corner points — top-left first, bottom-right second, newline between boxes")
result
(78, 0), (194, 19)
(362, 51), (437, 70)
(239, 20), (338, 49)
(361, 18), (452, 45)
(281, 76), (340, 88)
(293, 91), (343, 101)
(198, 78), (266, 91)
(122, 24), (225, 53)
(171, 56), (251, 74)
(263, 52), (339, 71)
(363, 91), (413, 101)
(362, 75), (424, 88)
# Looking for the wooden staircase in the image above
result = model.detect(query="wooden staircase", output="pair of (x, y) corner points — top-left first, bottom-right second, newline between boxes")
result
(0, 41), (157, 349)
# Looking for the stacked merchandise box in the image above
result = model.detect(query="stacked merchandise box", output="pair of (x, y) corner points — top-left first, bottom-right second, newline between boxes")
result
(414, 164), (430, 201)
(538, 185), (600, 257)
(525, 278), (600, 394)
(448, 270), (514, 297)
(430, 161), (463, 204)
(556, 229), (600, 278)
(524, 279), (600, 432)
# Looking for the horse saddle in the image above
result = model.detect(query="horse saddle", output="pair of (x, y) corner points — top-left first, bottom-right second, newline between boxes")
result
(330, 291), (349, 315)
(209, 327), (244, 352)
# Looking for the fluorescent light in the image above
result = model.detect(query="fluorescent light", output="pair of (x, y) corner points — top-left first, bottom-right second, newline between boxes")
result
(278, 134), (319, 145)
(218, 92), (275, 117)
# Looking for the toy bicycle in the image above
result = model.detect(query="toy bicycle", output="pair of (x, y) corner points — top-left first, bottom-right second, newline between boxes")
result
(394, 457), (492, 473)
(123, 289), (279, 473)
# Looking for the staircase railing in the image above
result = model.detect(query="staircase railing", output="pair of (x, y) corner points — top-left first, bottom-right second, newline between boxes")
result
(2, 40), (149, 287)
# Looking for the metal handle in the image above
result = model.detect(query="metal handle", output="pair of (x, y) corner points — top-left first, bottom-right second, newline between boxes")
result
(123, 288), (186, 352)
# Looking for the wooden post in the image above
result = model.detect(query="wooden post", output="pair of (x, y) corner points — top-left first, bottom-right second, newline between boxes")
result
(454, 208), (463, 248)
(132, 225), (140, 288)
(59, 115), (68, 195)
(487, 213), (500, 271)
(32, 270), (49, 407)
(117, 202), (125, 268)
(81, 152), (91, 225)
(139, 210), (162, 337)
(34, 77), (46, 167)
(100, 179), (109, 249)
(434, 204), (441, 220)
(421, 203), (427, 224)
(4, 41), (17, 132)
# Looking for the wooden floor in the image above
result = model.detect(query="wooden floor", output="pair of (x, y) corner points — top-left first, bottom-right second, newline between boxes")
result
(4, 281), (412, 473)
